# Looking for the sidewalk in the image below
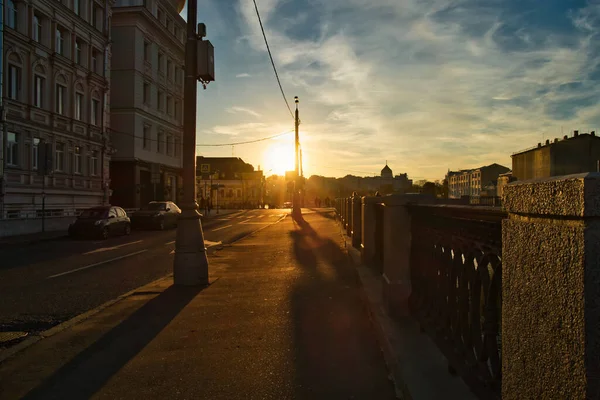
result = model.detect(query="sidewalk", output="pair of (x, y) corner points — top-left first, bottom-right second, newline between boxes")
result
(0, 209), (240, 249)
(0, 210), (396, 400)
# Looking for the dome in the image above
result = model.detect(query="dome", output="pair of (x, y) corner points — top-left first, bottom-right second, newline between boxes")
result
(381, 164), (393, 178)
(173, 0), (186, 13)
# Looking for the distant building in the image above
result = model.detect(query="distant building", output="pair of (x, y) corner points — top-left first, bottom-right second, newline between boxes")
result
(447, 163), (510, 199)
(497, 171), (516, 197)
(512, 131), (600, 180)
(195, 157), (263, 209)
(109, 0), (185, 208)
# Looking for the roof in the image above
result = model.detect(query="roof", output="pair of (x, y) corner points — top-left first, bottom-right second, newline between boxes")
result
(381, 165), (392, 173)
(512, 132), (600, 156)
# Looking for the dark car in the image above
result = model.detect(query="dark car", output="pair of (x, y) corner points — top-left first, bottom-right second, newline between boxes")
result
(68, 206), (131, 239)
(131, 201), (181, 230)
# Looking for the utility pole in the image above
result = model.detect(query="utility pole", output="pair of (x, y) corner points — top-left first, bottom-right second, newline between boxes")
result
(173, 0), (209, 286)
(293, 96), (300, 215)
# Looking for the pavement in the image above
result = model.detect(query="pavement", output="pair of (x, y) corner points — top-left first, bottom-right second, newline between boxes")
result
(0, 209), (397, 400)
(0, 209), (283, 337)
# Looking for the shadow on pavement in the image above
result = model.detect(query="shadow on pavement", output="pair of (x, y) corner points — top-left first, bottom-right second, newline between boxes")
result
(288, 211), (396, 399)
(22, 284), (206, 400)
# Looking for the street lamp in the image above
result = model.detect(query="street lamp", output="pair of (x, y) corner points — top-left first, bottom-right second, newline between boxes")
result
(173, 0), (214, 286)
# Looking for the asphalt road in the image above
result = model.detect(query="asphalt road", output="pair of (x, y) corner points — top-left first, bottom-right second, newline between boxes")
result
(0, 209), (288, 335)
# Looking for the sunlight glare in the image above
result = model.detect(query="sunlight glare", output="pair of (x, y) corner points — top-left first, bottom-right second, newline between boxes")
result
(263, 138), (294, 176)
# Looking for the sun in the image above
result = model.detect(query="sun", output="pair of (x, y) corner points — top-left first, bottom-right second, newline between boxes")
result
(263, 140), (294, 176)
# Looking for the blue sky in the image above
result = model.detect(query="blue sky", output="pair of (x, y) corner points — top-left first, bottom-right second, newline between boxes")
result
(184, 0), (600, 180)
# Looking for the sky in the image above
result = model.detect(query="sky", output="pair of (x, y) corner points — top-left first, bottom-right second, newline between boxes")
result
(183, 0), (600, 181)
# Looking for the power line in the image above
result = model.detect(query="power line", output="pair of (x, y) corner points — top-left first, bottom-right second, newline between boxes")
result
(252, 0), (294, 119)
(107, 127), (293, 147)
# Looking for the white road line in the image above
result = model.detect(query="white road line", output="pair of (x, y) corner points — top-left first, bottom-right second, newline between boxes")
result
(170, 240), (222, 254)
(257, 215), (265, 219)
(210, 224), (232, 232)
(47, 250), (148, 279)
(245, 216), (254, 219)
(83, 240), (143, 255)
(165, 240), (175, 245)
(237, 216), (245, 219)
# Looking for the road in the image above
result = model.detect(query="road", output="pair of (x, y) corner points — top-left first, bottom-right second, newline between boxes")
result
(0, 209), (287, 335)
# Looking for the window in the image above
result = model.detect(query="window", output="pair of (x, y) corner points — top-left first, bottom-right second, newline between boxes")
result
(174, 137), (179, 157)
(157, 8), (163, 23)
(143, 126), (150, 149)
(167, 96), (173, 115)
(174, 100), (180, 120)
(6, 133), (19, 166)
(158, 52), (163, 73)
(167, 134), (172, 155)
(7, 0), (17, 30)
(143, 82), (150, 104)
(157, 132), (163, 153)
(56, 27), (64, 55)
(174, 27), (179, 40)
(116, 208), (126, 218)
(33, 75), (46, 108)
(8, 65), (21, 100)
(237, 189), (242, 198)
(75, 39), (82, 64)
(74, 0), (81, 15)
(108, 207), (117, 218)
(90, 151), (98, 175)
(91, 98), (100, 125)
(167, 59), (172, 79)
(75, 93), (83, 120)
(32, 138), (40, 170)
(166, 19), (172, 32)
(33, 13), (42, 42)
(144, 41), (151, 62)
(91, 49), (99, 73)
(74, 146), (82, 174)
(92, 5), (98, 29)
(55, 143), (65, 171)
(56, 84), (66, 115)
(157, 91), (163, 111)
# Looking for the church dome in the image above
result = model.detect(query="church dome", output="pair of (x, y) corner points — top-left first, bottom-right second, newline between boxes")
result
(381, 164), (393, 178)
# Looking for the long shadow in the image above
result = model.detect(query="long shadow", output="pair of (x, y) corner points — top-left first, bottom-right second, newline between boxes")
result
(22, 284), (206, 400)
(288, 211), (396, 398)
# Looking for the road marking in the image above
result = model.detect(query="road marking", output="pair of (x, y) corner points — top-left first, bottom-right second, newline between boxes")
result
(170, 240), (222, 254)
(239, 221), (273, 225)
(257, 215), (265, 219)
(83, 240), (143, 255)
(210, 224), (232, 232)
(47, 250), (149, 279)
(245, 216), (254, 219)
(165, 240), (176, 245)
(237, 216), (245, 219)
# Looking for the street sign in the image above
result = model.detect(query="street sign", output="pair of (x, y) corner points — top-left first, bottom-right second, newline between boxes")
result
(200, 164), (210, 174)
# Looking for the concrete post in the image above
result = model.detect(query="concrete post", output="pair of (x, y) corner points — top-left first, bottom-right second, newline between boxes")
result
(502, 173), (600, 400)
(382, 194), (433, 317)
(346, 198), (352, 236)
(361, 196), (380, 265)
(351, 195), (361, 248)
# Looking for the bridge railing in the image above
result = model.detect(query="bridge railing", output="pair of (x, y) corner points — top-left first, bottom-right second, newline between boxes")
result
(409, 205), (505, 398)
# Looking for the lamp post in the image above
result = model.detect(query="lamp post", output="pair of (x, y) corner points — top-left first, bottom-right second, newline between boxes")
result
(293, 96), (300, 216)
(173, 0), (209, 286)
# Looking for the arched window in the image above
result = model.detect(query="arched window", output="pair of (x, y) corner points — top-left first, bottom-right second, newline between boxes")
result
(7, 52), (22, 100)
(90, 90), (101, 126)
(33, 64), (46, 108)
(55, 74), (67, 115)
(7, 0), (18, 30)
(75, 83), (85, 121)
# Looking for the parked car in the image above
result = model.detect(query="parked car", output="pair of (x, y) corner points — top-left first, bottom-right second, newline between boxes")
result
(283, 201), (292, 208)
(131, 201), (181, 230)
(68, 206), (131, 239)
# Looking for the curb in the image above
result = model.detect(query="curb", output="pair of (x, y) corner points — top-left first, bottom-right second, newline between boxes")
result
(335, 220), (410, 400)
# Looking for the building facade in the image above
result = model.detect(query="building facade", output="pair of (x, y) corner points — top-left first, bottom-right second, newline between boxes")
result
(1, 0), (112, 223)
(511, 131), (600, 181)
(447, 163), (510, 199)
(109, 0), (184, 208)
(195, 157), (264, 209)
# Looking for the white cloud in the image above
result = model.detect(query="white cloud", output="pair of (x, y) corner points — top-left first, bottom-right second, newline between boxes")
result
(226, 106), (261, 117)
(236, 73), (251, 78)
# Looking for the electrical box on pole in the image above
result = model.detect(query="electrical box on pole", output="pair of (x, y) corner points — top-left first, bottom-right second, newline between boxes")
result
(197, 40), (215, 82)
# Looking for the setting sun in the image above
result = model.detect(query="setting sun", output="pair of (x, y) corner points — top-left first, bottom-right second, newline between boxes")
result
(262, 139), (295, 176)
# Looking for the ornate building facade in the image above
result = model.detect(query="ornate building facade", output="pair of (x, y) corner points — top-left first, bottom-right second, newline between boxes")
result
(1, 0), (113, 223)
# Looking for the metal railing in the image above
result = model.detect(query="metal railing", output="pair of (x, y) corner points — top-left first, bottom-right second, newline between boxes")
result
(408, 205), (505, 399)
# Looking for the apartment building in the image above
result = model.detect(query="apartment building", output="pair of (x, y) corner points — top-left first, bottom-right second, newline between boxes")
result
(447, 163), (510, 199)
(109, 0), (184, 208)
(1, 0), (112, 223)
